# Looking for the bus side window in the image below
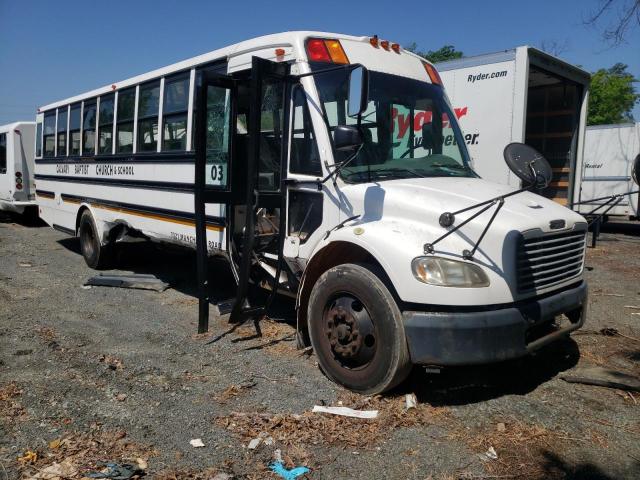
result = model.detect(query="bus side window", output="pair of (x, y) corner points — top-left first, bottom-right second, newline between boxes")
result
(0, 133), (6, 174)
(57, 107), (68, 156)
(116, 89), (135, 153)
(98, 94), (114, 154)
(69, 105), (81, 155)
(35, 123), (42, 158)
(82, 101), (97, 156)
(290, 85), (321, 176)
(137, 81), (160, 152)
(43, 112), (56, 157)
(162, 74), (189, 151)
(258, 81), (284, 191)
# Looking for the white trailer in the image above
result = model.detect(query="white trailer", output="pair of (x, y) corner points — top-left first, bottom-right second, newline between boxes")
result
(436, 47), (590, 207)
(574, 123), (640, 220)
(0, 122), (36, 215)
(35, 32), (588, 394)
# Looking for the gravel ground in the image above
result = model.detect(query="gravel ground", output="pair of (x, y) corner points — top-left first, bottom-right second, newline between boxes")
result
(1, 214), (639, 479)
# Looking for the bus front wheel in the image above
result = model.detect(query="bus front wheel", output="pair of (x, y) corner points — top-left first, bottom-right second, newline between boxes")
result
(307, 263), (411, 394)
(79, 210), (112, 270)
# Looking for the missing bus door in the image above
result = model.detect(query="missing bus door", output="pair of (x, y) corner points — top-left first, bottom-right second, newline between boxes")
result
(194, 57), (290, 333)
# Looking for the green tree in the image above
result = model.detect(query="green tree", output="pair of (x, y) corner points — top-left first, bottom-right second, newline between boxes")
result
(588, 63), (639, 125)
(404, 43), (463, 63)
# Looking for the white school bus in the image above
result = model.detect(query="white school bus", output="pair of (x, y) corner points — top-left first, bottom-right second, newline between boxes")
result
(0, 122), (36, 215)
(35, 32), (588, 393)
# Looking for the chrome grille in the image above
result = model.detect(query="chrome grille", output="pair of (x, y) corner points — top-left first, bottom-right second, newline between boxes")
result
(517, 226), (587, 293)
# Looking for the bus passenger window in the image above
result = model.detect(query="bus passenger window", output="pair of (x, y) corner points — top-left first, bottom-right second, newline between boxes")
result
(0, 133), (6, 174)
(69, 104), (81, 155)
(36, 122), (42, 158)
(82, 101), (97, 155)
(43, 112), (56, 157)
(290, 86), (321, 176)
(57, 107), (68, 156)
(99, 94), (114, 154)
(137, 81), (160, 152)
(162, 75), (189, 151)
(116, 89), (135, 153)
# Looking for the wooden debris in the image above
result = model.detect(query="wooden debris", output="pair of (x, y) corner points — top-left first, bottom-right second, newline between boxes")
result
(561, 366), (640, 392)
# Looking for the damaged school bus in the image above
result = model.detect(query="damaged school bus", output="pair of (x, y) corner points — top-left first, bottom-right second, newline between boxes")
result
(35, 32), (588, 393)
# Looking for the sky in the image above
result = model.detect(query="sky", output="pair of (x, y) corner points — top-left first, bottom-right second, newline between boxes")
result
(0, 0), (638, 125)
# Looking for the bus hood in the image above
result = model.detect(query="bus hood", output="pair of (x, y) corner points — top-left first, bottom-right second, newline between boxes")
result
(342, 176), (585, 236)
(334, 176), (587, 305)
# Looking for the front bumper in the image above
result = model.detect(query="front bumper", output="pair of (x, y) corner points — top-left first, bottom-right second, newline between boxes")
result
(402, 281), (587, 365)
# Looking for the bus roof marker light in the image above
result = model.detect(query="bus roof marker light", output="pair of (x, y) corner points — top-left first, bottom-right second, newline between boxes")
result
(369, 35), (379, 48)
(324, 40), (349, 64)
(380, 40), (390, 51)
(423, 63), (443, 85)
(275, 48), (286, 58)
(306, 38), (331, 62)
(111, 84), (117, 90)
(391, 43), (401, 53)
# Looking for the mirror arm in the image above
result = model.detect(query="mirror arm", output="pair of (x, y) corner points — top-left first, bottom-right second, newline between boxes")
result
(320, 143), (364, 185)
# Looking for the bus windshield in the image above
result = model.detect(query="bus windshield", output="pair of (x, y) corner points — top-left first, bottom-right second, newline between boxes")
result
(314, 69), (477, 183)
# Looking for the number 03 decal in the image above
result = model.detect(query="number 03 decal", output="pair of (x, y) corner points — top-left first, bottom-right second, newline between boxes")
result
(209, 164), (225, 185)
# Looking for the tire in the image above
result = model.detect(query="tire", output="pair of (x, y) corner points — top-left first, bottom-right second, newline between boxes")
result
(78, 210), (112, 269)
(307, 263), (411, 394)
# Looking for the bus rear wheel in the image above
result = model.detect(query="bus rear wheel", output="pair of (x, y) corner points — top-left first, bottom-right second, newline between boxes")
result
(79, 210), (112, 270)
(308, 263), (411, 394)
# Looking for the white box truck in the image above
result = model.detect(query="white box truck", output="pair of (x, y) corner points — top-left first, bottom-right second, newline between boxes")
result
(0, 122), (36, 215)
(436, 46), (590, 207)
(574, 123), (640, 220)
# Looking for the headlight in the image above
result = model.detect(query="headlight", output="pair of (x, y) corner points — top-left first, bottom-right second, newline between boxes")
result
(411, 256), (490, 287)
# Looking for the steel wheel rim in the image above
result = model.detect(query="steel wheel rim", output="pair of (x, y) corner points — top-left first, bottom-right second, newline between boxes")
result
(322, 293), (377, 370)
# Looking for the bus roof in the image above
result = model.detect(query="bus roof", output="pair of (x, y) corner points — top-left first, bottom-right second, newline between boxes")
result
(38, 31), (430, 112)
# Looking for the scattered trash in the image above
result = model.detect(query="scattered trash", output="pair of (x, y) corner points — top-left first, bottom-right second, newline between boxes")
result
(247, 432), (274, 450)
(189, 438), (205, 448)
(115, 393), (127, 402)
(247, 438), (261, 450)
(484, 446), (498, 460)
(85, 273), (169, 292)
(624, 305), (640, 310)
(17, 450), (38, 464)
(211, 474), (234, 480)
(311, 405), (378, 419)
(405, 393), (417, 410)
(18, 262), (33, 268)
(31, 458), (77, 479)
(269, 461), (310, 480)
(497, 422), (506, 432)
(595, 293), (624, 297)
(560, 366), (640, 392)
(273, 448), (283, 463)
(81, 285), (92, 290)
(86, 462), (144, 479)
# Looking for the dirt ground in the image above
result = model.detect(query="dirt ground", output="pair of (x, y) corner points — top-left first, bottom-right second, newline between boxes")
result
(1, 213), (639, 479)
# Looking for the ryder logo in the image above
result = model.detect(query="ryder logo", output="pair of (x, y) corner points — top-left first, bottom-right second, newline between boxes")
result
(391, 106), (469, 139)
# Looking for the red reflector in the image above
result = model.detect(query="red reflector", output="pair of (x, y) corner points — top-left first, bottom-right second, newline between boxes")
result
(391, 43), (400, 53)
(380, 40), (390, 51)
(275, 48), (285, 57)
(306, 38), (331, 62)
(424, 63), (443, 85)
(369, 35), (379, 48)
(16, 183), (23, 190)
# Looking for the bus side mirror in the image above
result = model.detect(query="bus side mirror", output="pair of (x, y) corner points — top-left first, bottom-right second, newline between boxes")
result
(334, 125), (363, 151)
(347, 66), (368, 117)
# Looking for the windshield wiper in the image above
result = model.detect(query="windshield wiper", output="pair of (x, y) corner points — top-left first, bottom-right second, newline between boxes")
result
(369, 168), (425, 179)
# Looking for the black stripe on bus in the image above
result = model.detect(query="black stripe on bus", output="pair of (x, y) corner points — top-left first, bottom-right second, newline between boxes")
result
(34, 174), (194, 193)
(35, 189), (55, 199)
(52, 224), (75, 236)
(59, 193), (225, 228)
(35, 151), (196, 165)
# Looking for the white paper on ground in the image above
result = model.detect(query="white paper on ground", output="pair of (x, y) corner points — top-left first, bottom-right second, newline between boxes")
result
(189, 438), (205, 448)
(312, 405), (378, 419)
